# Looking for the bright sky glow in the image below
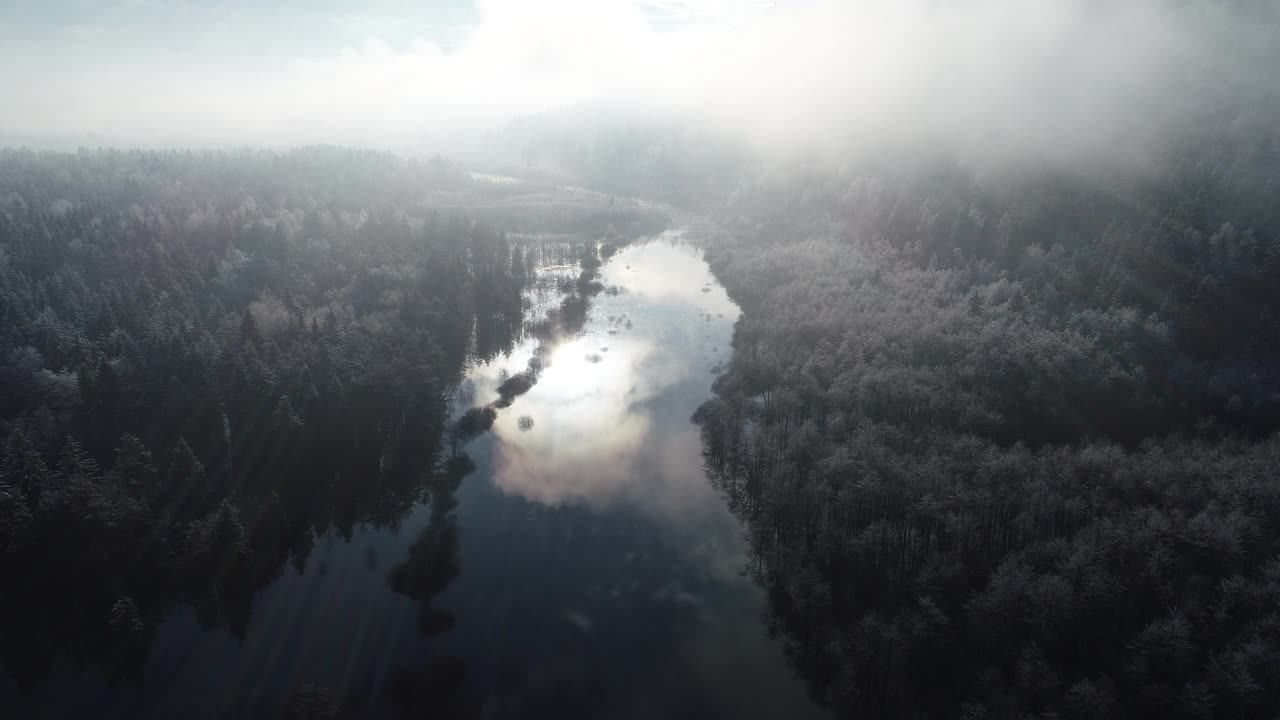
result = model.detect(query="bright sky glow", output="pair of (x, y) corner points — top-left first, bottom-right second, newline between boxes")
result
(0, 0), (1263, 172)
(0, 0), (771, 145)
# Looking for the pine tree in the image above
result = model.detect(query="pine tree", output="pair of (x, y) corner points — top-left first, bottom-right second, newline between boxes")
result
(57, 435), (101, 483)
(164, 437), (206, 513)
(0, 430), (51, 501)
(108, 434), (158, 498)
(0, 477), (33, 553)
(239, 308), (260, 349)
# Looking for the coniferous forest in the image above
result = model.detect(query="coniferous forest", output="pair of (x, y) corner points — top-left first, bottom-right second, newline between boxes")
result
(692, 110), (1280, 718)
(0, 148), (665, 712)
(2, 126), (1279, 720)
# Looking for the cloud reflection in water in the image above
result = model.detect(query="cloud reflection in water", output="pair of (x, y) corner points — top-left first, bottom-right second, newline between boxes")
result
(465, 234), (738, 516)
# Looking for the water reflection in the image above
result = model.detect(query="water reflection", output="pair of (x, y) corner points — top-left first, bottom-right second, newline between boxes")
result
(419, 228), (829, 712)
(431, 231), (829, 717)
(463, 231), (739, 515)
(601, 237), (739, 317)
(489, 336), (661, 506)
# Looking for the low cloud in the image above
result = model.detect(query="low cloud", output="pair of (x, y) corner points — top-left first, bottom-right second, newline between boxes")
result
(0, 0), (1273, 170)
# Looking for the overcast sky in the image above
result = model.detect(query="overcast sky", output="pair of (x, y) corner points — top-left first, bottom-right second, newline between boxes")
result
(0, 0), (775, 146)
(0, 0), (1272, 166)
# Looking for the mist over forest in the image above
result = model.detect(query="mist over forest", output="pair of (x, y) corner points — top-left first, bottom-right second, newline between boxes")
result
(1, 1), (1279, 718)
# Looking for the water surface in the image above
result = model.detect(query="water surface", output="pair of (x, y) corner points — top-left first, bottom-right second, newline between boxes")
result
(436, 231), (824, 717)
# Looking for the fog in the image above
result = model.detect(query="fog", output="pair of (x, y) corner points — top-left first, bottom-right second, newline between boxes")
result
(1, 0), (1275, 169)
(683, 0), (1274, 171)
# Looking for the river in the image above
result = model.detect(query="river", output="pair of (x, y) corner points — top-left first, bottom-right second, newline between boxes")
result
(2, 229), (827, 719)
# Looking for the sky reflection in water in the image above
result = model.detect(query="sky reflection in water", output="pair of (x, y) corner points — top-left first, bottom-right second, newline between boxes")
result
(435, 232), (826, 717)
(465, 234), (738, 514)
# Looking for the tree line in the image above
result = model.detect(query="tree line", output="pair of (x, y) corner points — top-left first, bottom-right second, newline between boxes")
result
(694, 104), (1280, 717)
(0, 147), (534, 696)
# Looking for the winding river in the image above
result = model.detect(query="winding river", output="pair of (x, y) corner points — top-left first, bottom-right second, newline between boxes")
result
(6, 229), (828, 719)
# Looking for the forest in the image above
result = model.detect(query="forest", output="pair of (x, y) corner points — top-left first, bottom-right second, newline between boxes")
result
(2, 125), (1279, 720)
(691, 80), (1280, 718)
(0, 147), (652, 715)
(8, 1), (1280, 718)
